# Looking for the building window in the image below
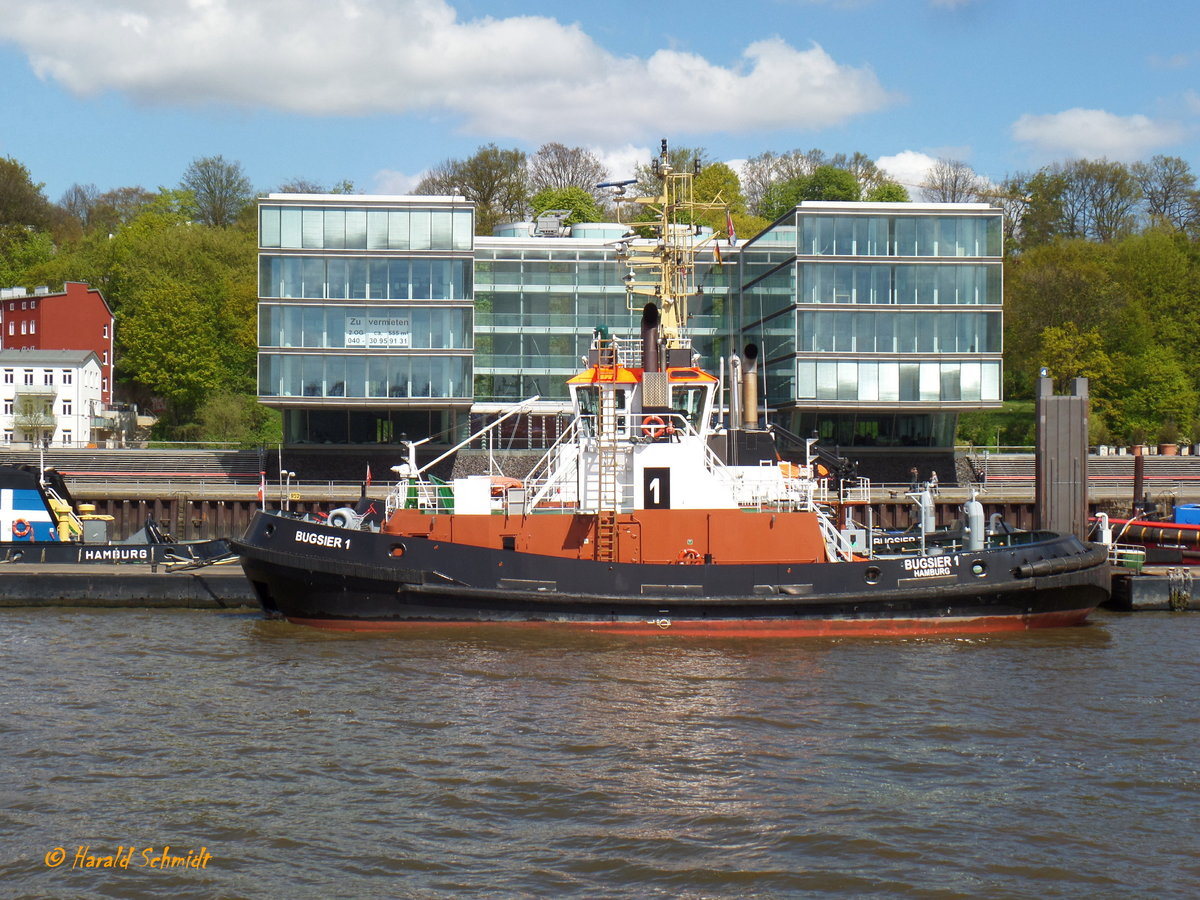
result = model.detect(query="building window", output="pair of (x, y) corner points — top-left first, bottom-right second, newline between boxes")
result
(29, 321), (35, 334)
(2, 430), (10, 444)
(3, 401), (11, 415)
(102, 377), (108, 393)
(44, 371), (53, 386)
(102, 351), (109, 364)
(2, 369), (11, 384)
(20, 321), (26, 335)
(62, 430), (72, 447)
(62, 369), (72, 385)
(62, 400), (72, 415)
(7, 322), (12, 336)
(103, 324), (109, 338)
(22, 370), (33, 386)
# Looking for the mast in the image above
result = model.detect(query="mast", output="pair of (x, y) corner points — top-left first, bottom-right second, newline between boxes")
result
(608, 139), (730, 349)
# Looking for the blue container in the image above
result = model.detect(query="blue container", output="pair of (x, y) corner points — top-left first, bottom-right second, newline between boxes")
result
(1174, 503), (1200, 525)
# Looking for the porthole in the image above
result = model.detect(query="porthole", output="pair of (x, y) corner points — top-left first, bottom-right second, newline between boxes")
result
(390, 543), (406, 558)
(971, 560), (987, 577)
(864, 565), (882, 585)
(264, 522), (275, 537)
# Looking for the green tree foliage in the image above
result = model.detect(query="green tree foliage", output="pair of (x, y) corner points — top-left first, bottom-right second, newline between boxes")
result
(0, 156), (54, 230)
(179, 155), (255, 227)
(1003, 222), (1200, 443)
(197, 392), (282, 444)
(864, 181), (910, 202)
(96, 201), (257, 424)
(530, 186), (605, 227)
(691, 162), (766, 238)
(759, 165), (862, 220)
(1116, 349), (1198, 443)
(0, 226), (55, 288)
(415, 144), (528, 236)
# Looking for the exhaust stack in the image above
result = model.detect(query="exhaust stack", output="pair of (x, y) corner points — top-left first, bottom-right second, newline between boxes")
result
(640, 303), (661, 373)
(742, 343), (759, 429)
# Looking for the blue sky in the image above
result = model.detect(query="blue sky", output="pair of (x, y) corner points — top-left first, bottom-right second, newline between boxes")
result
(2, 0), (1198, 203)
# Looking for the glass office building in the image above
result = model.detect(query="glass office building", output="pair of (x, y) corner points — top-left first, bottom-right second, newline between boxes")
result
(257, 194), (475, 444)
(256, 195), (1002, 451)
(738, 202), (1004, 448)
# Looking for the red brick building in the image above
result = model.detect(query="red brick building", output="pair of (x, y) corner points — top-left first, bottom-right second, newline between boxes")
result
(0, 282), (114, 405)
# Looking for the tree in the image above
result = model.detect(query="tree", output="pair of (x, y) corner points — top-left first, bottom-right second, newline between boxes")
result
(528, 143), (608, 199)
(1114, 349), (1198, 444)
(197, 392), (281, 444)
(276, 178), (356, 194)
(1002, 239), (1123, 399)
(530, 186), (605, 227)
(107, 205), (258, 424)
(865, 181), (910, 202)
(13, 394), (55, 447)
(921, 159), (988, 203)
(89, 186), (158, 235)
(831, 151), (888, 197)
(758, 165), (861, 221)
(0, 226), (55, 288)
(1029, 159), (1142, 243)
(633, 143), (708, 199)
(414, 144), (528, 235)
(0, 156), (54, 229)
(1037, 323), (1112, 395)
(59, 183), (100, 232)
(179, 155), (255, 227)
(1131, 155), (1199, 232)
(740, 148), (827, 217)
(801, 166), (861, 202)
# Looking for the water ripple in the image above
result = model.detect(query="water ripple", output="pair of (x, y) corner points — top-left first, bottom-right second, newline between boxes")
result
(0, 609), (1196, 898)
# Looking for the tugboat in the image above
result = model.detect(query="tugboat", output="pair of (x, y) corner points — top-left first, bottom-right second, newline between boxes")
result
(0, 463), (233, 567)
(233, 145), (1110, 635)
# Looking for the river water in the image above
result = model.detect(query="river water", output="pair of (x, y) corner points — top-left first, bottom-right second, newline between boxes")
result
(1, 609), (1197, 899)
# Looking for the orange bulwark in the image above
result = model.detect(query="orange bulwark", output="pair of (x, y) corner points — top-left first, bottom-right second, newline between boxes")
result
(385, 507), (829, 566)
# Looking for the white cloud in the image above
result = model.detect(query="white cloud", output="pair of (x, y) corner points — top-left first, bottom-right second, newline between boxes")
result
(1011, 108), (1187, 162)
(0, 0), (899, 143)
(371, 169), (424, 194)
(876, 150), (938, 188)
(592, 144), (652, 183)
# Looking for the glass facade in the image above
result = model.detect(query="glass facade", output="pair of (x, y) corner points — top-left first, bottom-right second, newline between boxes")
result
(258, 196), (474, 444)
(255, 196), (1005, 450)
(738, 202), (1004, 447)
(472, 240), (731, 402)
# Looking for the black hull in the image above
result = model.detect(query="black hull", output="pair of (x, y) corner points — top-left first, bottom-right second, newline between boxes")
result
(233, 513), (1110, 636)
(0, 538), (233, 567)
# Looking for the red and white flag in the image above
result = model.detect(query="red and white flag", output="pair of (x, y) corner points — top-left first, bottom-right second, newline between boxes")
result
(257, 471), (266, 505)
(366, 464), (372, 487)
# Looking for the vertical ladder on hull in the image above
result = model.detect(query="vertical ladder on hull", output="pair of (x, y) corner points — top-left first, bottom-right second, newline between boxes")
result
(595, 342), (620, 562)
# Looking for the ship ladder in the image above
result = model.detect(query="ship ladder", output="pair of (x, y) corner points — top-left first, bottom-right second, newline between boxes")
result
(595, 341), (620, 562)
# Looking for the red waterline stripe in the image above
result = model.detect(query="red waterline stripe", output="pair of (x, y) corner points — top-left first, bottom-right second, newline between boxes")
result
(284, 608), (1096, 637)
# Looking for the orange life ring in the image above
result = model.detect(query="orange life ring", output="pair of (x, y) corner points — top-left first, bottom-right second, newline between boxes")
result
(12, 518), (31, 539)
(676, 548), (702, 565)
(641, 415), (667, 440)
